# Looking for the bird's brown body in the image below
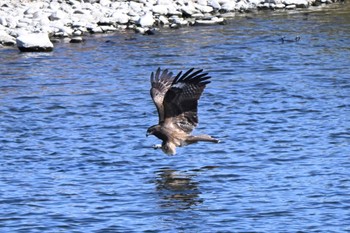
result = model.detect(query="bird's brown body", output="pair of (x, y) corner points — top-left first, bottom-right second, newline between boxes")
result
(146, 68), (219, 155)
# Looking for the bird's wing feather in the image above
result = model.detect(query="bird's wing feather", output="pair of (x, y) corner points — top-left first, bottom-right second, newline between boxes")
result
(150, 68), (174, 123)
(163, 68), (211, 134)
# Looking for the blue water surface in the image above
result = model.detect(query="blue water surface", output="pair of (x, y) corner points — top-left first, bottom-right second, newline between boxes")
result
(1, 3), (350, 232)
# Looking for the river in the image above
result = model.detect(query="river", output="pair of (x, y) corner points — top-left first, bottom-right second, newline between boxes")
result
(1, 3), (350, 232)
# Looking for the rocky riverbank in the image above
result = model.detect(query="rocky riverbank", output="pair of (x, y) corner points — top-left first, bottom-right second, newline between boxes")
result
(0, 0), (341, 51)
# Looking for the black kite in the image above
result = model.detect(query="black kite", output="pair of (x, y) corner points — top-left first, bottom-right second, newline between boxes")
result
(146, 68), (219, 155)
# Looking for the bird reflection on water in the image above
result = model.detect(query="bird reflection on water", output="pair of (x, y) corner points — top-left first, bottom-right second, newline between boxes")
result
(155, 169), (203, 210)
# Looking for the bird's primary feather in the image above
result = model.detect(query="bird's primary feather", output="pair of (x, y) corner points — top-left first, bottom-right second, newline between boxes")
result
(150, 68), (174, 123)
(163, 68), (211, 134)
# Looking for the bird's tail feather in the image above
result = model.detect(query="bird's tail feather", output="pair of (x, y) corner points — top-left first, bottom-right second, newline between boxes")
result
(186, 135), (220, 144)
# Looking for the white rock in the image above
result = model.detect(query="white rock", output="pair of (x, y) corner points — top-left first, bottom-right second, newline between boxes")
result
(81, 2), (93, 10)
(99, 0), (111, 7)
(112, 12), (130, 24)
(73, 30), (83, 36)
(135, 26), (146, 34)
(249, 0), (263, 6)
(49, 20), (65, 30)
(16, 22), (29, 29)
(145, 0), (156, 8)
(181, 2), (199, 16)
(32, 11), (44, 20)
(114, 2), (129, 12)
(100, 25), (118, 32)
(208, 0), (221, 9)
(110, 1), (121, 9)
(152, 5), (168, 15)
(34, 15), (51, 27)
(98, 17), (115, 26)
(157, 0), (173, 5)
(275, 3), (286, 8)
(129, 1), (143, 14)
(221, 1), (237, 11)
(294, 0), (309, 7)
(158, 15), (170, 25)
(195, 17), (224, 25)
(16, 33), (54, 52)
(90, 26), (103, 33)
(92, 9), (107, 21)
(194, 3), (214, 13)
(0, 17), (7, 26)
(60, 3), (74, 14)
(197, 0), (209, 5)
(270, 0), (283, 3)
(167, 5), (182, 15)
(283, 0), (303, 4)
(6, 17), (18, 29)
(138, 12), (155, 27)
(59, 26), (74, 37)
(69, 0), (82, 8)
(259, 2), (271, 8)
(192, 12), (205, 18)
(236, 1), (251, 10)
(49, 10), (69, 21)
(136, 0), (146, 4)
(0, 30), (16, 46)
(19, 18), (32, 25)
(170, 23), (178, 28)
(49, 1), (60, 11)
(169, 16), (188, 25)
(220, 12), (236, 18)
(70, 36), (84, 43)
(212, 17), (225, 23)
(195, 20), (214, 25)
(117, 25), (128, 30)
(24, 7), (39, 16)
(286, 4), (296, 8)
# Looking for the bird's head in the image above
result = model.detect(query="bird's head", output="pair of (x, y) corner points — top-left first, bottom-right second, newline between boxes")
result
(146, 125), (157, 137)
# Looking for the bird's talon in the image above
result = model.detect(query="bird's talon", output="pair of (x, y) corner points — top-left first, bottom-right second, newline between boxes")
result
(152, 144), (161, 149)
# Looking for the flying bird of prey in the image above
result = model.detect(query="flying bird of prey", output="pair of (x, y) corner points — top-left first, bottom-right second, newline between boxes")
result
(146, 67), (219, 155)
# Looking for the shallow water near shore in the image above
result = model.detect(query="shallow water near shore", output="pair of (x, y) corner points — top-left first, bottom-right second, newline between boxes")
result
(1, 3), (350, 232)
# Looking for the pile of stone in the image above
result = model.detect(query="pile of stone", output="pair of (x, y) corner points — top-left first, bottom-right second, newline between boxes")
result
(0, 0), (339, 51)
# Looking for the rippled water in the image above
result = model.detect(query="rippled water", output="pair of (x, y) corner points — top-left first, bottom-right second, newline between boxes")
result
(1, 3), (350, 232)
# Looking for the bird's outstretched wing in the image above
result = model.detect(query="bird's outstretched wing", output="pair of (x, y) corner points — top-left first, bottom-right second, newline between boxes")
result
(150, 68), (174, 123)
(163, 68), (211, 134)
